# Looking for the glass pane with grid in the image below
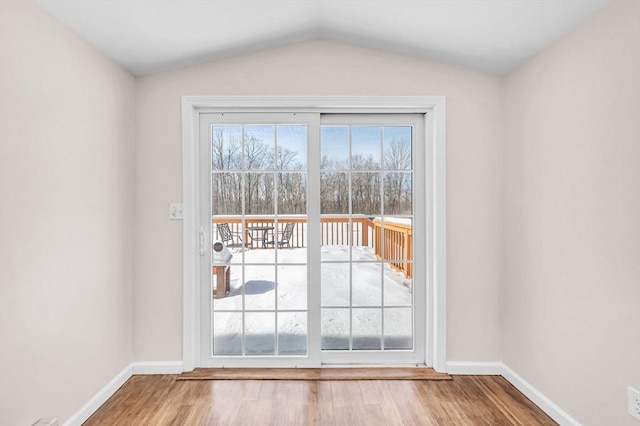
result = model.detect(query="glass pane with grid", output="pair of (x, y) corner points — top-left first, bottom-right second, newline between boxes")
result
(320, 124), (414, 354)
(211, 122), (309, 358)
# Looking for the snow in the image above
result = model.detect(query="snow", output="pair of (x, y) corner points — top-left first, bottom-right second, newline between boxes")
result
(212, 245), (413, 355)
(381, 216), (412, 226)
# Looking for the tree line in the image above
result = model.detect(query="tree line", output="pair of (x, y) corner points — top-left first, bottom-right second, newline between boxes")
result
(211, 129), (412, 216)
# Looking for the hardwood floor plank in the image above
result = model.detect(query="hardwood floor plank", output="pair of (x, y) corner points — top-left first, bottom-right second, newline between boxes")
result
(386, 381), (437, 425)
(83, 374), (557, 425)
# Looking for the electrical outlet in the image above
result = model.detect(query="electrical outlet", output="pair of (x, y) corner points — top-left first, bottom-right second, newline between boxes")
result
(169, 203), (183, 220)
(629, 386), (640, 421)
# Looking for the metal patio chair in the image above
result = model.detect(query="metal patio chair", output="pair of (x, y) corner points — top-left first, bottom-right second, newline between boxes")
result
(265, 222), (296, 248)
(216, 223), (243, 247)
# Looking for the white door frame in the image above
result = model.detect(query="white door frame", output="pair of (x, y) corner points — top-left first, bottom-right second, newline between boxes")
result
(181, 96), (446, 372)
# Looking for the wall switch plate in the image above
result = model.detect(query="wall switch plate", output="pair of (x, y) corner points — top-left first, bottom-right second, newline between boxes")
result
(629, 386), (640, 421)
(169, 203), (183, 220)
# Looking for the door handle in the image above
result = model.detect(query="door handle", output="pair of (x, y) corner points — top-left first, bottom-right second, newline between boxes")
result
(199, 226), (207, 256)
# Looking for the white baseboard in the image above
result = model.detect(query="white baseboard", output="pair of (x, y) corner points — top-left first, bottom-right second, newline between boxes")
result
(446, 361), (504, 375)
(64, 361), (183, 426)
(63, 364), (132, 426)
(500, 363), (580, 426)
(131, 361), (183, 375)
(445, 361), (580, 426)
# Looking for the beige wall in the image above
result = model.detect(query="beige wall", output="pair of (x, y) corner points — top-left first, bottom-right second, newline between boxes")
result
(503, 1), (640, 424)
(0, 2), (135, 425)
(133, 40), (504, 363)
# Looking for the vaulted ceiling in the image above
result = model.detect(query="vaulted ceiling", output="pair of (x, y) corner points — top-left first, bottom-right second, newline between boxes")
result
(34, 0), (610, 76)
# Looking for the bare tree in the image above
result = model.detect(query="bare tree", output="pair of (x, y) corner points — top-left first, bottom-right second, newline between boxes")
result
(351, 155), (381, 215)
(243, 135), (270, 214)
(212, 129), (242, 214)
(383, 139), (412, 215)
(278, 172), (306, 214)
(320, 155), (351, 214)
(212, 128), (241, 170)
(275, 147), (302, 170)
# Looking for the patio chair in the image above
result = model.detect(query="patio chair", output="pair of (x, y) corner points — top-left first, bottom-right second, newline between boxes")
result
(265, 222), (296, 248)
(216, 223), (243, 247)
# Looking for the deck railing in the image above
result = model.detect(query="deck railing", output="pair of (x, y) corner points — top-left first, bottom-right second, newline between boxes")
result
(212, 215), (412, 278)
(372, 218), (413, 279)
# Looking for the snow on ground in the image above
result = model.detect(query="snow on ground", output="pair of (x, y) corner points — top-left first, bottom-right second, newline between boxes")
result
(212, 245), (413, 355)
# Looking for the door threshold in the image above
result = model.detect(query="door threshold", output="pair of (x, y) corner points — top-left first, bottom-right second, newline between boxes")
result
(177, 367), (451, 381)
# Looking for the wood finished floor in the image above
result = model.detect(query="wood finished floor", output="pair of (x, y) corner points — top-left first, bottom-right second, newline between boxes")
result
(84, 374), (557, 426)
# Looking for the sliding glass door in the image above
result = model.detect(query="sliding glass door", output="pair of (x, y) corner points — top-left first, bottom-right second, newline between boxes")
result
(199, 112), (423, 367)
(199, 113), (319, 367)
(319, 115), (425, 364)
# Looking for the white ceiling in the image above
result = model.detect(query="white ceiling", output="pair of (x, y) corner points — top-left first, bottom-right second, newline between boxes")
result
(34, 0), (611, 76)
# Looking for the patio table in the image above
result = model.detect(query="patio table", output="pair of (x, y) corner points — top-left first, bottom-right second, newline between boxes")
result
(245, 225), (275, 249)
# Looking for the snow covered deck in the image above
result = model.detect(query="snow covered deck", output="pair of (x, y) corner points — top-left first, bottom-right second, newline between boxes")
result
(214, 215), (413, 278)
(212, 245), (414, 355)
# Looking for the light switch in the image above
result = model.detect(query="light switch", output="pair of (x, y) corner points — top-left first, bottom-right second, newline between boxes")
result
(169, 203), (183, 220)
